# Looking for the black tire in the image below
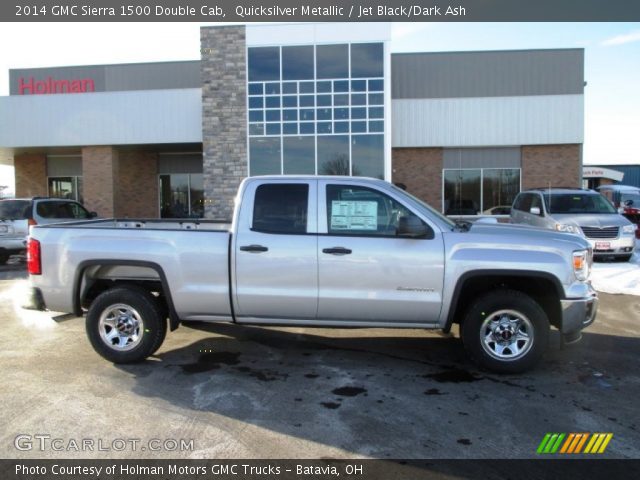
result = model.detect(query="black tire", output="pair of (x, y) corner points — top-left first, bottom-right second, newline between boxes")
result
(86, 286), (167, 363)
(461, 289), (549, 374)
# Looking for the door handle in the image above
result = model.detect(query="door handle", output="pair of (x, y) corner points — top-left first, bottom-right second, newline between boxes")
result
(239, 244), (269, 253)
(322, 247), (352, 255)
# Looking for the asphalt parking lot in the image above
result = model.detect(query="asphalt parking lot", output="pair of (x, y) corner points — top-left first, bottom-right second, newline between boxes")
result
(1, 263), (639, 459)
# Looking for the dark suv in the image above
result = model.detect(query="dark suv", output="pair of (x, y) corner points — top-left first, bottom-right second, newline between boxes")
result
(0, 197), (96, 264)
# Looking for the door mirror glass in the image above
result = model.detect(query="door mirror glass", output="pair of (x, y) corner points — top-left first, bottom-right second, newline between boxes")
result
(530, 206), (541, 216)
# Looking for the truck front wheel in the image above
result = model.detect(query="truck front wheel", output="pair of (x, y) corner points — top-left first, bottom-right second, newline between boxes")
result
(86, 286), (167, 363)
(461, 289), (549, 373)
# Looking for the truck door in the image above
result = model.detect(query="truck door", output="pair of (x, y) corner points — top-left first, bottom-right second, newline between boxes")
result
(317, 181), (444, 324)
(233, 180), (318, 320)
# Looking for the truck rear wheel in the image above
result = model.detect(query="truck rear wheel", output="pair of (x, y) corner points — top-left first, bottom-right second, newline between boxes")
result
(461, 289), (549, 373)
(86, 286), (167, 363)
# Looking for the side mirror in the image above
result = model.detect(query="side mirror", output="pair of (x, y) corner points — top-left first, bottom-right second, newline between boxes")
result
(624, 199), (634, 207)
(89, 211), (98, 218)
(397, 215), (429, 238)
(530, 207), (541, 216)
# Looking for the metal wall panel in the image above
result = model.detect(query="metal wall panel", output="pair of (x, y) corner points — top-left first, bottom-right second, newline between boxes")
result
(443, 147), (521, 169)
(158, 153), (203, 174)
(46, 156), (82, 176)
(392, 94), (584, 148)
(392, 49), (584, 99)
(0, 89), (203, 147)
(9, 61), (201, 95)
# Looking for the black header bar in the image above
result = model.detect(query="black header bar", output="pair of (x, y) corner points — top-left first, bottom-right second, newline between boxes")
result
(4, 0), (640, 22)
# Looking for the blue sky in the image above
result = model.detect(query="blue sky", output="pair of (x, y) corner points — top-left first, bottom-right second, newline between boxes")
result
(1, 22), (639, 188)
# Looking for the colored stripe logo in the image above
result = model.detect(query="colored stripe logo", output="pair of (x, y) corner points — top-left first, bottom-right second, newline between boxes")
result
(537, 433), (613, 454)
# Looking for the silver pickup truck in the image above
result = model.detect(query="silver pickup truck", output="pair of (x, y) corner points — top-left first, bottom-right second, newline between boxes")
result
(27, 176), (598, 373)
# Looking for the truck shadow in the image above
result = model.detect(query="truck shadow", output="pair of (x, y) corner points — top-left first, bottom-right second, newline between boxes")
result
(115, 322), (640, 458)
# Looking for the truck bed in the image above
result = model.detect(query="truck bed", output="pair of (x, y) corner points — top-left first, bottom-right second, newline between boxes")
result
(43, 218), (232, 231)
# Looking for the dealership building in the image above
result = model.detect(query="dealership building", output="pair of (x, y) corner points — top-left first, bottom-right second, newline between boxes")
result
(0, 23), (585, 219)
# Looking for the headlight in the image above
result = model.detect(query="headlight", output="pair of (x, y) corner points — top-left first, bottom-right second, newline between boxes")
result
(573, 249), (591, 281)
(556, 224), (579, 234)
(622, 224), (636, 234)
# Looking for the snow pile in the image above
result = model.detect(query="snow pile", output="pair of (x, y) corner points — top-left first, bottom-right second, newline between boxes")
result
(590, 251), (640, 296)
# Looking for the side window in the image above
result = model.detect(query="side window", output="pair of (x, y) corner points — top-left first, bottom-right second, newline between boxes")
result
(252, 183), (309, 234)
(37, 202), (91, 219)
(530, 194), (543, 213)
(517, 194), (532, 212)
(326, 184), (426, 236)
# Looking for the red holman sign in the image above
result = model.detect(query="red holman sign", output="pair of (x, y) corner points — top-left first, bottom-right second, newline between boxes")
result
(18, 76), (95, 95)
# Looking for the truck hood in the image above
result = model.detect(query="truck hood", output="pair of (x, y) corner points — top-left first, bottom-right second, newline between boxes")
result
(468, 222), (591, 250)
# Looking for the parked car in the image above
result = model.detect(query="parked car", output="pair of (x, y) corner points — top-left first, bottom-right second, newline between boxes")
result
(597, 184), (640, 239)
(482, 205), (512, 216)
(27, 176), (597, 373)
(0, 197), (96, 264)
(510, 188), (636, 261)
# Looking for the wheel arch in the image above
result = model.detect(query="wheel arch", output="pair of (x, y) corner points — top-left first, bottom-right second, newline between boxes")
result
(444, 270), (564, 333)
(73, 259), (180, 331)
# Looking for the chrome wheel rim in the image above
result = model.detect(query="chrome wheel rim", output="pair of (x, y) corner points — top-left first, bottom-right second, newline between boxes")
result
(480, 309), (533, 361)
(98, 304), (144, 351)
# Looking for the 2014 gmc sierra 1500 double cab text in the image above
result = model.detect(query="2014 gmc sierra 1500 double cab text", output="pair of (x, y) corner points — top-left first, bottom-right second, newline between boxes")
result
(26, 176), (598, 373)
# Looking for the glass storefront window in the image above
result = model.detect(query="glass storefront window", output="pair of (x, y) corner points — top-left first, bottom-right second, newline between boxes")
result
(48, 177), (82, 202)
(350, 43), (384, 78)
(247, 42), (386, 179)
(283, 137), (315, 174)
(159, 173), (204, 219)
(318, 136), (349, 176)
(282, 45), (314, 80)
(316, 44), (348, 79)
(443, 169), (520, 215)
(248, 47), (279, 81)
(482, 169), (521, 214)
(352, 135), (384, 179)
(250, 137), (281, 175)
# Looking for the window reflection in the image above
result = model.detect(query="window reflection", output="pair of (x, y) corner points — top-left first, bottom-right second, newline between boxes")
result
(318, 136), (350, 176)
(283, 136), (315, 174)
(351, 43), (384, 78)
(248, 47), (280, 81)
(317, 44), (348, 79)
(283, 46), (314, 80)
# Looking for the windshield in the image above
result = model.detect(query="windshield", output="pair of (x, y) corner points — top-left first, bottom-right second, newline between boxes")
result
(389, 184), (457, 229)
(543, 193), (617, 214)
(0, 200), (31, 220)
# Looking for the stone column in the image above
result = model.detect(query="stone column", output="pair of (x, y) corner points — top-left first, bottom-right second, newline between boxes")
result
(14, 153), (47, 198)
(200, 25), (247, 221)
(81, 146), (118, 217)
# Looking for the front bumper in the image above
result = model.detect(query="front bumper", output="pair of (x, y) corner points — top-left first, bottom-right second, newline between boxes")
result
(560, 285), (598, 336)
(587, 236), (635, 257)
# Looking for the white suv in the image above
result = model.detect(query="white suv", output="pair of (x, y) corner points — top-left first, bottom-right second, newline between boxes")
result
(510, 188), (636, 261)
(0, 197), (96, 264)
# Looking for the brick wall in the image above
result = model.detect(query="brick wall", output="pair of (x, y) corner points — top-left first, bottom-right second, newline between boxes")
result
(14, 154), (47, 198)
(201, 25), (247, 221)
(81, 146), (118, 217)
(116, 151), (159, 218)
(392, 148), (444, 210)
(522, 144), (581, 190)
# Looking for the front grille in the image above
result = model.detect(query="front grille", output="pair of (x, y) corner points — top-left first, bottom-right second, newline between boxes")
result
(581, 226), (619, 239)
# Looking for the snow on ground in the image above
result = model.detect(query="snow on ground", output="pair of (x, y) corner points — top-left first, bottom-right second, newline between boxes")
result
(590, 241), (640, 296)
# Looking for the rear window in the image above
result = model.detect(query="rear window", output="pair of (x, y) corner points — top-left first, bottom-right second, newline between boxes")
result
(544, 194), (617, 214)
(0, 200), (31, 220)
(252, 184), (309, 234)
(36, 201), (92, 219)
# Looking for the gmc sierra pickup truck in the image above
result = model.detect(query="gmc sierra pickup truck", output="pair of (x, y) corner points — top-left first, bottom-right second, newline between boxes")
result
(27, 176), (598, 373)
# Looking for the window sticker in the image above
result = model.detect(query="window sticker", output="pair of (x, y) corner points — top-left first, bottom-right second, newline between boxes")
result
(331, 200), (378, 231)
